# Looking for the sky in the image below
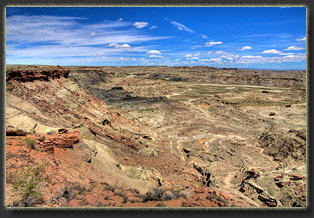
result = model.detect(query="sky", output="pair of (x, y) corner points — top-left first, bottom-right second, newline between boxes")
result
(6, 7), (307, 70)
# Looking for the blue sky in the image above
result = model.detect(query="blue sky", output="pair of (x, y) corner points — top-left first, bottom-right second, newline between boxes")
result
(6, 7), (306, 70)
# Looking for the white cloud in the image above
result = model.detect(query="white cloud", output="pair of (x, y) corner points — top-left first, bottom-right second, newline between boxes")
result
(209, 58), (222, 62)
(220, 54), (239, 59)
(89, 32), (97, 36)
(148, 55), (162, 58)
(262, 49), (282, 54)
(120, 57), (137, 61)
(118, 43), (131, 48)
(165, 18), (195, 33)
(6, 15), (174, 65)
(6, 15), (170, 47)
(133, 22), (148, 28)
(191, 45), (203, 49)
(205, 40), (222, 47)
(236, 53), (305, 64)
(285, 55), (295, 58)
(241, 55), (262, 59)
(215, 51), (226, 54)
(118, 18), (123, 21)
(202, 35), (208, 39)
(149, 25), (157, 29)
(278, 52), (294, 56)
(239, 46), (252, 51)
(147, 50), (161, 55)
(296, 37), (306, 41)
(200, 58), (222, 62)
(187, 57), (199, 60)
(284, 46), (305, 51)
(109, 43), (131, 48)
(185, 54), (192, 57)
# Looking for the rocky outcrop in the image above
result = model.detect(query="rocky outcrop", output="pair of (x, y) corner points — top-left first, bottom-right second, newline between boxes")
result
(239, 167), (306, 207)
(6, 67), (70, 82)
(258, 129), (306, 166)
(32, 130), (80, 153)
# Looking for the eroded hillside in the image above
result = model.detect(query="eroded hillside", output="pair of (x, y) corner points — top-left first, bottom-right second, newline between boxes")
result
(5, 65), (307, 208)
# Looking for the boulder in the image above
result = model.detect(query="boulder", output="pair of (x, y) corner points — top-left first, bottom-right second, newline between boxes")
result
(53, 131), (80, 148)
(138, 147), (160, 157)
(6, 115), (37, 134)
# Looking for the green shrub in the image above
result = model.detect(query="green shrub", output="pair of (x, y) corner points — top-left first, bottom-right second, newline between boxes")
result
(123, 195), (128, 203)
(114, 191), (126, 198)
(12, 164), (46, 207)
(104, 185), (115, 192)
(170, 187), (186, 199)
(142, 187), (165, 202)
(128, 188), (140, 194)
(206, 194), (226, 203)
(24, 138), (36, 151)
(74, 184), (87, 195)
(61, 184), (77, 202)
(130, 199), (140, 203)
(38, 136), (45, 142)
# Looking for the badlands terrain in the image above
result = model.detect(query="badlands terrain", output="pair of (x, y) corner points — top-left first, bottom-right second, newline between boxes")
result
(5, 65), (307, 208)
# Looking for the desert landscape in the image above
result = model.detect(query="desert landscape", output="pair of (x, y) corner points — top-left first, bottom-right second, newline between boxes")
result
(5, 65), (307, 208)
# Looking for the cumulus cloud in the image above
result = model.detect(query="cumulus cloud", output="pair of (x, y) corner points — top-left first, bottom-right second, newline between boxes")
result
(296, 37), (306, 41)
(209, 58), (222, 61)
(284, 46), (305, 51)
(147, 50), (161, 55)
(148, 55), (162, 58)
(187, 57), (199, 60)
(149, 25), (157, 29)
(236, 53), (305, 64)
(200, 58), (222, 62)
(205, 40), (222, 47)
(241, 55), (262, 59)
(133, 22), (148, 28)
(185, 54), (192, 57)
(202, 35), (208, 39)
(109, 43), (131, 48)
(239, 46), (252, 51)
(220, 54), (240, 59)
(262, 49), (281, 54)
(120, 57), (136, 61)
(278, 52), (294, 56)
